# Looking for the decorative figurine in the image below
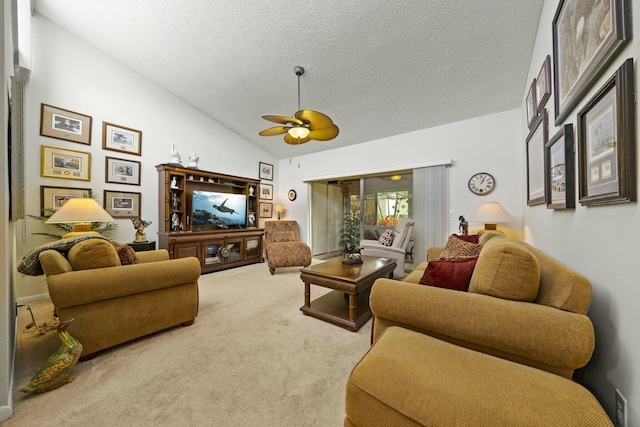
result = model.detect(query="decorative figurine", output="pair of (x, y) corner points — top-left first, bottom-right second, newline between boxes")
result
(187, 153), (199, 169)
(21, 319), (83, 394)
(458, 215), (469, 235)
(247, 212), (256, 228)
(169, 143), (182, 165)
(171, 213), (181, 231)
(170, 176), (178, 189)
(131, 217), (152, 242)
(171, 192), (180, 211)
(249, 186), (254, 196)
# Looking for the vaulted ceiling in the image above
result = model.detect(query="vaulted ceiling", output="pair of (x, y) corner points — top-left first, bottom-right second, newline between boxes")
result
(34, 1), (544, 159)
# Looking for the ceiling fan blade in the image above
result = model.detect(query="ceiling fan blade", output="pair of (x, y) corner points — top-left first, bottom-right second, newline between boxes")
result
(262, 114), (303, 126)
(284, 133), (311, 145)
(294, 109), (334, 129)
(259, 126), (290, 136)
(308, 124), (339, 141)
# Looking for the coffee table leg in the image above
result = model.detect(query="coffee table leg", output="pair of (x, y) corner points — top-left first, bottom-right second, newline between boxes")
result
(348, 294), (357, 321)
(304, 282), (310, 308)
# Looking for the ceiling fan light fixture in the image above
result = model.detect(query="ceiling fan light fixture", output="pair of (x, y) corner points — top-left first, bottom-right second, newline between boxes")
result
(288, 126), (310, 139)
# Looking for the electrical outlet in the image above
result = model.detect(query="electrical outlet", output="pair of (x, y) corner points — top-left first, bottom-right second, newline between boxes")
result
(615, 389), (627, 427)
(449, 209), (455, 218)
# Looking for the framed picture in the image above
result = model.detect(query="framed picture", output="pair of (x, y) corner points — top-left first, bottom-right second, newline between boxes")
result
(577, 58), (635, 206)
(40, 104), (92, 145)
(105, 156), (141, 185)
(40, 186), (90, 216)
(545, 125), (575, 209)
(526, 110), (548, 206)
(552, 0), (631, 125)
(260, 183), (273, 200)
(103, 190), (141, 218)
(259, 162), (273, 181)
(259, 202), (273, 218)
(102, 121), (142, 156)
(526, 80), (537, 129)
(41, 145), (91, 181)
(536, 55), (552, 113)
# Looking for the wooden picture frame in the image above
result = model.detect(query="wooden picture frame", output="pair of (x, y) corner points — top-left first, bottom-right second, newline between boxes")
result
(526, 110), (548, 206)
(526, 80), (537, 129)
(40, 104), (92, 145)
(545, 124), (575, 209)
(259, 202), (273, 218)
(102, 121), (142, 156)
(105, 156), (141, 186)
(552, 0), (631, 125)
(40, 186), (91, 216)
(536, 55), (552, 113)
(260, 183), (273, 200)
(103, 190), (141, 218)
(259, 162), (273, 181)
(41, 145), (91, 181)
(577, 58), (635, 206)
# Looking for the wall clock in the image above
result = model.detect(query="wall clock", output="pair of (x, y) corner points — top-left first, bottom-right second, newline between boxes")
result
(288, 189), (297, 201)
(468, 172), (495, 195)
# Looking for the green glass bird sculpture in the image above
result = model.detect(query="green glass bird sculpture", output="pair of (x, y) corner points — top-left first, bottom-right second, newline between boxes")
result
(21, 318), (83, 394)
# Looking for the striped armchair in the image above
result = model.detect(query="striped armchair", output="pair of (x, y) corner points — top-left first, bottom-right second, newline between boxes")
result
(264, 220), (311, 275)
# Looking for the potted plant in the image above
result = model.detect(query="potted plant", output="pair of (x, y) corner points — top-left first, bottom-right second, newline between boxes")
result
(340, 208), (362, 264)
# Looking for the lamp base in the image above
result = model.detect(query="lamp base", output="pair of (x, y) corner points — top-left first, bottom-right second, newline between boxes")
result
(62, 231), (100, 239)
(483, 223), (498, 230)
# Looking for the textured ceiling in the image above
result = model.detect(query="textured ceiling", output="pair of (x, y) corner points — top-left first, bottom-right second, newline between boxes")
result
(34, 0), (544, 159)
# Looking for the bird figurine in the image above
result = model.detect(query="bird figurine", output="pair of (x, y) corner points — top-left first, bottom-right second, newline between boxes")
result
(21, 318), (83, 394)
(169, 143), (182, 165)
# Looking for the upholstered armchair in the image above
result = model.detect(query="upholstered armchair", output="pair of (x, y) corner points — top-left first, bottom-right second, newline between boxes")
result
(264, 220), (312, 275)
(360, 218), (415, 279)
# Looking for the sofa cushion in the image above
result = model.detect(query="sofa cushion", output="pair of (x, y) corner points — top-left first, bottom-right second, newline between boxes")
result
(378, 229), (394, 246)
(437, 235), (482, 260)
(268, 231), (298, 243)
(418, 258), (477, 291)
(469, 238), (540, 302)
(112, 241), (139, 265)
(67, 239), (121, 271)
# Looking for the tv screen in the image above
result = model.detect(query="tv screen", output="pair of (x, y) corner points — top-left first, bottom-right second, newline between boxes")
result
(192, 191), (247, 228)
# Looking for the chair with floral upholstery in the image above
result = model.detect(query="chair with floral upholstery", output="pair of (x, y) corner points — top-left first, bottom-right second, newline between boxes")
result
(264, 220), (312, 275)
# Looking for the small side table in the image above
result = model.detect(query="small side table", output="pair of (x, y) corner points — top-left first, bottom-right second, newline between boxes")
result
(127, 241), (156, 252)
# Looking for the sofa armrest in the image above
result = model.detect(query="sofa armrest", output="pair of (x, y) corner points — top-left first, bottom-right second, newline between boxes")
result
(361, 245), (407, 256)
(48, 257), (201, 309)
(427, 246), (444, 261)
(136, 249), (170, 263)
(370, 279), (595, 374)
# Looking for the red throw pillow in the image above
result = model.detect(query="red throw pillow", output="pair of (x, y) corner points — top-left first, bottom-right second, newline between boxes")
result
(453, 234), (479, 244)
(419, 258), (478, 291)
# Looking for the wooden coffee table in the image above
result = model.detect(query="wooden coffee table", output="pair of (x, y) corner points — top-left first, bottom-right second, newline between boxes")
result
(299, 256), (397, 331)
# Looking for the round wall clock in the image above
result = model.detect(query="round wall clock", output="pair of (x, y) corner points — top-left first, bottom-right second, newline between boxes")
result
(468, 172), (495, 195)
(288, 189), (297, 201)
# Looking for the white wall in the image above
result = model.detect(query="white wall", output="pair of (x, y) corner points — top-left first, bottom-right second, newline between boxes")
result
(15, 15), (278, 299)
(278, 108), (524, 260)
(522, 0), (639, 423)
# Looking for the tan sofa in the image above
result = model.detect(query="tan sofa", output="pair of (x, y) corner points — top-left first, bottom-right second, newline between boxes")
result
(345, 233), (612, 426)
(39, 239), (201, 360)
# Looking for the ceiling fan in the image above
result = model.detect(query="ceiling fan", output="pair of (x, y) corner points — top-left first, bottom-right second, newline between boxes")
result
(259, 66), (339, 145)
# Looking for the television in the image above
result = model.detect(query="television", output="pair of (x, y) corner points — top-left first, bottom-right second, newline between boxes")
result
(192, 191), (246, 229)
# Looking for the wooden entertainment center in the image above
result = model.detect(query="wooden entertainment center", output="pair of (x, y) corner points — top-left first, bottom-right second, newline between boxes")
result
(156, 164), (264, 273)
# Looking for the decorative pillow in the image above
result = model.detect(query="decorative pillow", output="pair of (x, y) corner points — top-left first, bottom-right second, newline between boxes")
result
(363, 229), (380, 240)
(419, 258), (478, 291)
(112, 241), (139, 265)
(67, 239), (121, 271)
(453, 234), (479, 244)
(437, 235), (482, 260)
(378, 229), (394, 246)
(468, 239), (540, 302)
(268, 231), (298, 243)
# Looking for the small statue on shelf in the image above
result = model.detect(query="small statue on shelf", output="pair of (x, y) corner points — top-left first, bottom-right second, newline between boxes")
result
(171, 192), (180, 211)
(248, 186), (254, 196)
(169, 143), (182, 166)
(170, 176), (178, 189)
(458, 215), (468, 235)
(187, 153), (199, 169)
(132, 217), (152, 242)
(171, 213), (180, 231)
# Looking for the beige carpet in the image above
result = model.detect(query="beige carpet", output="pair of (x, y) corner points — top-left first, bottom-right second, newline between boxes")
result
(6, 261), (372, 426)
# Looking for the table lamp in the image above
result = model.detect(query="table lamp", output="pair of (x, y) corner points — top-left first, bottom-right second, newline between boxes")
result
(46, 198), (115, 238)
(469, 202), (514, 231)
(274, 204), (284, 220)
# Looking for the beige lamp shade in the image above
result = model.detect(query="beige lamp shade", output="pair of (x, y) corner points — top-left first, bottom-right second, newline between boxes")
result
(46, 198), (114, 237)
(469, 202), (514, 230)
(274, 204), (285, 220)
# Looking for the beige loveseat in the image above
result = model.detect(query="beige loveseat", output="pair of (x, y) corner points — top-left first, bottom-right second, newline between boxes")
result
(345, 233), (612, 426)
(38, 239), (201, 360)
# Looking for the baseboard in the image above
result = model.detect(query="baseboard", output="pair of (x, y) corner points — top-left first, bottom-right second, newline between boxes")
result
(16, 293), (49, 304)
(0, 406), (13, 423)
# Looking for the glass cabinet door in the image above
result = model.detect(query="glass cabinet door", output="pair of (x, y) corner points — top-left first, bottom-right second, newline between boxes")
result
(204, 243), (222, 266)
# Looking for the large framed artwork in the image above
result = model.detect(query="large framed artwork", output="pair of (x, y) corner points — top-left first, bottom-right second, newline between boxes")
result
(103, 190), (141, 218)
(577, 58), (635, 206)
(41, 145), (91, 181)
(552, 0), (631, 125)
(102, 121), (142, 156)
(526, 110), (548, 206)
(40, 104), (92, 145)
(544, 125), (575, 209)
(40, 186), (90, 216)
(105, 156), (141, 185)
